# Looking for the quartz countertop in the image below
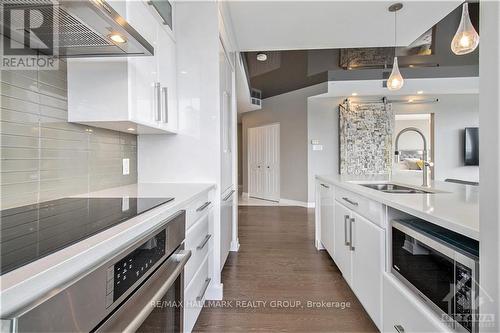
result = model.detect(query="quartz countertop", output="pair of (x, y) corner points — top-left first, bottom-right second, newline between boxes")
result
(316, 174), (479, 240)
(0, 182), (215, 318)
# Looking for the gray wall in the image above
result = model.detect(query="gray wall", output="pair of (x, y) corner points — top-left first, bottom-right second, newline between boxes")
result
(307, 96), (342, 203)
(1, 61), (138, 209)
(241, 83), (327, 203)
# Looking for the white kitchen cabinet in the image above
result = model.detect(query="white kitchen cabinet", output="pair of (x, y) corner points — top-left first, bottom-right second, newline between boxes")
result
(319, 182), (334, 257)
(383, 273), (451, 333)
(333, 200), (352, 284)
(67, 0), (177, 135)
(351, 211), (384, 329)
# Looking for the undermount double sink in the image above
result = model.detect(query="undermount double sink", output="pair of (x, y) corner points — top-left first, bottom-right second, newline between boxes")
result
(355, 183), (435, 194)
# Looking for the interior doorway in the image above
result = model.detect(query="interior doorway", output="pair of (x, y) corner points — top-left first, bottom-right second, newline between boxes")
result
(247, 123), (280, 202)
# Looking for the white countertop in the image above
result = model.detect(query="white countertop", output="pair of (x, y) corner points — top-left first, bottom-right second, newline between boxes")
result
(316, 174), (479, 240)
(0, 182), (215, 318)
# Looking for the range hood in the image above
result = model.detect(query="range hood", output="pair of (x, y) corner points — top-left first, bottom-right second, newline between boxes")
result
(2, 0), (154, 57)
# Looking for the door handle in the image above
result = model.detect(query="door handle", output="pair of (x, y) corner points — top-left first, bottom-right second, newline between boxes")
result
(197, 234), (212, 250)
(344, 215), (350, 246)
(223, 190), (235, 201)
(196, 278), (211, 301)
(161, 87), (168, 123)
(154, 82), (161, 121)
(320, 183), (330, 189)
(196, 201), (211, 212)
(394, 325), (405, 333)
(342, 197), (358, 207)
(349, 217), (355, 251)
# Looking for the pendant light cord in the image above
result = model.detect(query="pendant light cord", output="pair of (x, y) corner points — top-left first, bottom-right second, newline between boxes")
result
(394, 9), (397, 49)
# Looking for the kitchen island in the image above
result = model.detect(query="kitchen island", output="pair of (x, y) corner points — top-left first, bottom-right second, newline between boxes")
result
(314, 173), (479, 333)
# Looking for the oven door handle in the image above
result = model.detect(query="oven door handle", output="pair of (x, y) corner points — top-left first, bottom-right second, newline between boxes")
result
(95, 250), (191, 333)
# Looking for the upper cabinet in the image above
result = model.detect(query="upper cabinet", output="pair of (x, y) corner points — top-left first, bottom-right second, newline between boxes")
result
(67, 0), (177, 134)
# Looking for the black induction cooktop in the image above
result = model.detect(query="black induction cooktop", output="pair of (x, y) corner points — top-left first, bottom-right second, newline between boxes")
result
(0, 197), (174, 275)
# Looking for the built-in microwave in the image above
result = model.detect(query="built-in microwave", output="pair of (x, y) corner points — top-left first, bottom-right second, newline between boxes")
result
(391, 219), (479, 333)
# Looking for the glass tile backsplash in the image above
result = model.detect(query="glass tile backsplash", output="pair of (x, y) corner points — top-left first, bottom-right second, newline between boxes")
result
(0, 61), (138, 209)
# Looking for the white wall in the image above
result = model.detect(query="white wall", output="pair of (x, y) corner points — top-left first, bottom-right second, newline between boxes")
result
(307, 96), (342, 203)
(393, 94), (479, 182)
(394, 116), (431, 152)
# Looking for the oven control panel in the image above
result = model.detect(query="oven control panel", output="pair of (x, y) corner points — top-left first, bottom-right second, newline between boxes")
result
(105, 230), (166, 307)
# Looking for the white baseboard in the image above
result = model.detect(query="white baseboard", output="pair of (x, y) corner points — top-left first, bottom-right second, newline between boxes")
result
(230, 239), (240, 252)
(279, 198), (316, 208)
(205, 282), (223, 301)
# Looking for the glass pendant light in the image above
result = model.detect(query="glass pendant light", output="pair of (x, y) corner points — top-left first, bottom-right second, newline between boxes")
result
(387, 3), (404, 91)
(451, 3), (479, 55)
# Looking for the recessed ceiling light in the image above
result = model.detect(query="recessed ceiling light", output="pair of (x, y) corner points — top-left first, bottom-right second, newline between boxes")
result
(109, 33), (127, 44)
(417, 90), (424, 94)
(408, 99), (414, 103)
(180, 70), (188, 74)
(256, 53), (267, 62)
(351, 92), (358, 96)
(127, 128), (135, 131)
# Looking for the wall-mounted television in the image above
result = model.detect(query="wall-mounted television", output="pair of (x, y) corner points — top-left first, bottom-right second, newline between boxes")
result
(464, 127), (479, 166)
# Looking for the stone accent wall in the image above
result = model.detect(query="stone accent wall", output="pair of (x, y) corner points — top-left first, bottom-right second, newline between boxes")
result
(339, 102), (394, 175)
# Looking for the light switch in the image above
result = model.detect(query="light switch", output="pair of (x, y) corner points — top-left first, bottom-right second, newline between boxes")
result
(122, 158), (130, 175)
(312, 145), (323, 151)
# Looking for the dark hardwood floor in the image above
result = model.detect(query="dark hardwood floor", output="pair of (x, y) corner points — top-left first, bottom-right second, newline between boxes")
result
(193, 206), (378, 332)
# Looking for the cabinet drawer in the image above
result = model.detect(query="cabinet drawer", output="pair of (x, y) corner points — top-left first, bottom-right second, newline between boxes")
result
(186, 192), (211, 230)
(184, 214), (210, 285)
(335, 187), (384, 227)
(383, 273), (451, 333)
(184, 254), (210, 333)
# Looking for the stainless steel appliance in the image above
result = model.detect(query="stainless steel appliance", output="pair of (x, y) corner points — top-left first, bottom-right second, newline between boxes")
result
(1, 0), (154, 57)
(1, 211), (190, 332)
(391, 219), (479, 333)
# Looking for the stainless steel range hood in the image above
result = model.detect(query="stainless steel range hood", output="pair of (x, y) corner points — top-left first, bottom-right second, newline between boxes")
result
(2, 0), (154, 57)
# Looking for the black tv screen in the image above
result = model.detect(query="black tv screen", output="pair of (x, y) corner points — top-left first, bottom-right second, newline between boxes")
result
(464, 127), (479, 165)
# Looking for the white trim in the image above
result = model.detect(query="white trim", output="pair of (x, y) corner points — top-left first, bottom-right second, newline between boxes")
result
(230, 239), (240, 252)
(279, 198), (315, 208)
(205, 282), (224, 301)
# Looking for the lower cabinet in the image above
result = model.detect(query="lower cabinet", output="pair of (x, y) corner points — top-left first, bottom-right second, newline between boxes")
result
(220, 188), (235, 271)
(383, 273), (451, 333)
(333, 200), (384, 329)
(184, 254), (210, 333)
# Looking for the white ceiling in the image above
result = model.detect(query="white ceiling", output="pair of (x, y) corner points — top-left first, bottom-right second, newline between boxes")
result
(226, 1), (462, 51)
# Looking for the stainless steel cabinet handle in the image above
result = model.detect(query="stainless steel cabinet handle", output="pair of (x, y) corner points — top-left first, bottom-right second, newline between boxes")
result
(394, 325), (405, 333)
(161, 87), (168, 123)
(196, 201), (211, 212)
(349, 217), (355, 251)
(197, 234), (212, 250)
(320, 183), (330, 189)
(154, 82), (161, 121)
(342, 197), (358, 207)
(223, 190), (235, 201)
(344, 215), (350, 246)
(196, 278), (211, 301)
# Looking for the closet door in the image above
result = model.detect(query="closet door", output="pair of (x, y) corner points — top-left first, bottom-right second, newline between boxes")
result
(248, 124), (280, 202)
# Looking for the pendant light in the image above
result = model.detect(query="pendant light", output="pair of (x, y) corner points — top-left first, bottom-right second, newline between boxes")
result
(387, 3), (404, 91)
(451, 3), (479, 55)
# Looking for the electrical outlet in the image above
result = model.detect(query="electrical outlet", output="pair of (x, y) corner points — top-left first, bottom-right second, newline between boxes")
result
(122, 158), (130, 175)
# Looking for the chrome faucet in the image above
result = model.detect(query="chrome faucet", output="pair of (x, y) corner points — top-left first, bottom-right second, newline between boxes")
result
(394, 127), (433, 187)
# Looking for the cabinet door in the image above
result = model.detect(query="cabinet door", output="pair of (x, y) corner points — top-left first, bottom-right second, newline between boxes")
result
(220, 190), (234, 271)
(319, 183), (334, 256)
(156, 28), (177, 131)
(351, 212), (384, 329)
(127, 1), (159, 127)
(333, 201), (352, 284)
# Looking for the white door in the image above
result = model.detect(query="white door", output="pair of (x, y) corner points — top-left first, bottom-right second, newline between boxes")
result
(248, 124), (280, 201)
(333, 201), (352, 285)
(351, 211), (384, 329)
